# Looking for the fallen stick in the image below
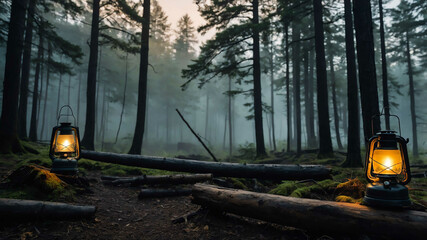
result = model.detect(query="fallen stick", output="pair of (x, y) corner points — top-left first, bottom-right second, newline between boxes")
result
(191, 184), (427, 239)
(81, 150), (331, 181)
(0, 198), (96, 221)
(138, 188), (192, 199)
(172, 207), (207, 224)
(105, 174), (212, 186)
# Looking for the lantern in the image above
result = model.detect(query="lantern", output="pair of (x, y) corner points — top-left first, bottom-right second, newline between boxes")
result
(364, 121), (412, 207)
(49, 106), (80, 175)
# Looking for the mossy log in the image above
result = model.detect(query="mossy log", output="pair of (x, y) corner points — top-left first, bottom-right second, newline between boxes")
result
(81, 150), (331, 180)
(103, 174), (212, 186)
(138, 188), (192, 199)
(192, 184), (427, 239)
(0, 198), (96, 221)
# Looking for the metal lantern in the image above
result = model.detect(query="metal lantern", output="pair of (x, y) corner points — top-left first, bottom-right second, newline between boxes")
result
(49, 105), (81, 175)
(363, 115), (411, 207)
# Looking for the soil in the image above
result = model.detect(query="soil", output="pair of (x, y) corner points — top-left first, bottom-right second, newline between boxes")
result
(0, 171), (317, 240)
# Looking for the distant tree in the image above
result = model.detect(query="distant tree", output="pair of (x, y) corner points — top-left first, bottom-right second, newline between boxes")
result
(389, 0), (425, 157)
(182, 0), (269, 157)
(378, 0), (390, 129)
(0, 0), (30, 153)
(342, 0), (361, 167)
(353, 0), (381, 141)
(313, 0), (333, 157)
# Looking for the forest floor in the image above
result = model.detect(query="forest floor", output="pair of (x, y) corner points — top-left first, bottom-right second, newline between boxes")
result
(0, 141), (427, 240)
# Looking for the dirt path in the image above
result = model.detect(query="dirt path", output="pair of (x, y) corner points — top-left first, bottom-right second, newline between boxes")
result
(0, 172), (311, 240)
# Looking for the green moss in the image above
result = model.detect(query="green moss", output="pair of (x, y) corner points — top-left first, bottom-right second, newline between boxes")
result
(229, 178), (249, 190)
(290, 179), (339, 198)
(269, 181), (298, 196)
(335, 195), (362, 204)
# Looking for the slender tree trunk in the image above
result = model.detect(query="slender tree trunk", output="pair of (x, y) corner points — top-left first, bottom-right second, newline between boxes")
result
(98, 82), (106, 145)
(0, 0), (29, 153)
(285, 23), (292, 153)
(77, 72), (81, 126)
(81, 0), (100, 150)
(252, 0), (266, 157)
(36, 49), (44, 132)
(329, 52), (343, 150)
(115, 53), (128, 144)
(228, 77), (233, 159)
(205, 92), (209, 139)
(313, 0), (333, 157)
(342, 0), (361, 167)
(308, 46), (317, 148)
(56, 70), (62, 116)
(379, 0), (390, 129)
(18, 0), (36, 139)
(405, 31), (418, 157)
(129, 0), (150, 154)
(40, 43), (51, 140)
(29, 32), (43, 141)
(269, 42), (276, 152)
(95, 47), (102, 141)
(353, 0), (381, 140)
(292, 22), (302, 154)
(223, 112), (227, 151)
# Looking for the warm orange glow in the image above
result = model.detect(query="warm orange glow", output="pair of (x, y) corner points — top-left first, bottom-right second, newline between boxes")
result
(372, 149), (403, 175)
(55, 134), (76, 152)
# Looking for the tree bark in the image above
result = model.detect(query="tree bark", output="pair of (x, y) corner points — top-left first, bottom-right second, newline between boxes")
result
(292, 21), (301, 154)
(0, 198), (96, 221)
(379, 0), (390, 129)
(269, 41), (276, 152)
(353, 0), (381, 140)
(284, 22), (292, 152)
(313, 0), (333, 157)
(18, 0), (36, 139)
(81, 150), (331, 180)
(129, 0), (150, 154)
(29, 31), (43, 141)
(342, 0), (362, 167)
(0, 0), (29, 153)
(104, 174), (212, 186)
(228, 77), (233, 158)
(191, 184), (427, 239)
(252, 0), (266, 157)
(405, 31), (418, 157)
(81, 0), (100, 150)
(308, 45), (317, 148)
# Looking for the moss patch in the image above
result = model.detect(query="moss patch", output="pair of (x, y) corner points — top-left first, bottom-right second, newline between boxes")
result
(335, 195), (362, 204)
(335, 178), (366, 199)
(269, 181), (298, 196)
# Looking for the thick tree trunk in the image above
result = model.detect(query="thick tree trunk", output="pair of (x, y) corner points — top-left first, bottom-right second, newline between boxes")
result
(0, 0), (29, 153)
(252, 0), (266, 157)
(292, 21), (302, 154)
(81, 0), (100, 150)
(18, 0), (36, 139)
(40, 43), (51, 140)
(29, 32), (43, 141)
(0, 198), (96, 221)
(343, 0), (362, 167)
(353, 0), (381, 140)
(104, 174), (212, 186)
(129, 0), (150, 154)
(379, 0), (390, 129)
(81, 150), (331, 180)
(313, 0), (333, 157)
(191, 184), (427, 239)
(405, 31), (418, 157)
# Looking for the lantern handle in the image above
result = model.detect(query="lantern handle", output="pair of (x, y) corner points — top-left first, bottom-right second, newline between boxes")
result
(371, 114), (402, 136)
(57, 105), (76, 126)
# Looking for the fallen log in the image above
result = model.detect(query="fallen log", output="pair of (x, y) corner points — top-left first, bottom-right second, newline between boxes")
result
(81, 150), (331, 180)
(0, 198), (96, 221)
(192, 184), (427, 239)
(138, 188), (192, 199)
(104, 174), (212, 186)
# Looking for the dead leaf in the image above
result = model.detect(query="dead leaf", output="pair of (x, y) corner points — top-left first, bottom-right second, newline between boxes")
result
(20, 232), (33, 240)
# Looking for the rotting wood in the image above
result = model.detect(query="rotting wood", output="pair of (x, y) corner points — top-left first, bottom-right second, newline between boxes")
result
(192, 184), (427, 239)
(81, 150), (331, 181)
(138, 188), (192, 199)
(103, 174), (212, 186)
(0, 198), (96, 221)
